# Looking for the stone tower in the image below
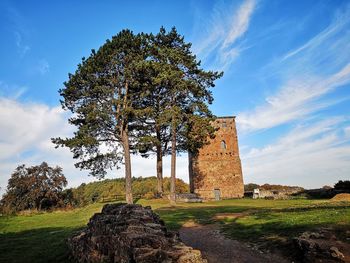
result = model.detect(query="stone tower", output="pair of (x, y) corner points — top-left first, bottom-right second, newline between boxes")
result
(190, 116), (244, 200)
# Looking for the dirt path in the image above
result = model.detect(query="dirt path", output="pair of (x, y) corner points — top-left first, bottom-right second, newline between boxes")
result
(179, 221), (290, 263)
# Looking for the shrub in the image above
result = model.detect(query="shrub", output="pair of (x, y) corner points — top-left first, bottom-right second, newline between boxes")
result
(334, 180), (350, 191)
(0, 162), (67, 214)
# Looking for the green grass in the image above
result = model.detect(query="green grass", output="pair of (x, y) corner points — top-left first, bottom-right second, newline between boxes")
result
(0, 199), (349, 262)
(220, 201), (350, 254)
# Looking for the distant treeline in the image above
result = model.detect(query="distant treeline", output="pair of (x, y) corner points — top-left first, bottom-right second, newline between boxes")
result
(64, 177), (189, 207)
(244, 183), (304, 192)
(0, 161), (190, 215)
(303, 180), (350, 199)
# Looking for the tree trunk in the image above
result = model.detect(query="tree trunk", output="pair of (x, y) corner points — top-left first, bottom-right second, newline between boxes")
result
(156, 127), (163, 196)
(170, 117), (177, 205)
(188, 150), (194, 193)
(122, 128), (133, 204)
(156, 145), (164, 197)
(119, 82), (133, 204)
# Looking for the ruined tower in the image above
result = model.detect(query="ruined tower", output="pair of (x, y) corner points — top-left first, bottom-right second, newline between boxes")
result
(190, 116), (244, 200)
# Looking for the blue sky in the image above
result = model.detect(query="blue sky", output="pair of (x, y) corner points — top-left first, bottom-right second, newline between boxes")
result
(1, 0), (350, 193)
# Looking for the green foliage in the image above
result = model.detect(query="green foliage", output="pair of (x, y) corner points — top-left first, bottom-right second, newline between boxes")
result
(0, 162), (67, 214)
(52, 30), (149, 179)
(135, 27), (222, 157)
(244, 183), (260, 191)
(303, 180), (350, 199)
(334, 180), (350, 191)
(52, 27), (222, 201)
(68, 177), (189, 206)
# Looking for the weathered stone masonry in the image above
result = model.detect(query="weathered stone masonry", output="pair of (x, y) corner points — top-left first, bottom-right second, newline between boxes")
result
(190, 116), (244, 200)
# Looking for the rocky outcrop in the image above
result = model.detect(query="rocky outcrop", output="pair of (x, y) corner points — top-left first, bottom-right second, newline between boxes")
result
(294, 230), (350, 262)
(68, 203), (207, 263)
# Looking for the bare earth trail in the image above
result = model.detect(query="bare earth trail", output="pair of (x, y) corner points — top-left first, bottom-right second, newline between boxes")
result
(179, 220), (291, 263)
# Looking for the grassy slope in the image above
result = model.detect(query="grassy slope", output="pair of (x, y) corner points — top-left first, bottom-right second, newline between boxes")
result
(0, 199), (349, 262)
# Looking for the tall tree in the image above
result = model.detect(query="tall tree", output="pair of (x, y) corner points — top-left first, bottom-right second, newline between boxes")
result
(134, 33), (172, 197)
(142, 27), (223, 204)
(52, 30), (148, 204)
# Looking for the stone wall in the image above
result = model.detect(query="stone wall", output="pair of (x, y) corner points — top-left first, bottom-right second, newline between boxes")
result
(191, 116), (244, 200)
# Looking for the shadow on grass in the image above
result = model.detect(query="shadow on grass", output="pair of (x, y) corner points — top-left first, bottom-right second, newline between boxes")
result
(155, 203), (350, 230)
(249, 204), (350, 220)
(156, 202), (350, 260)
(276, 203), (350, 212)
(0, 227), (81, 263)
(221, 206), (350, 258)
(155, 205), (251, 230)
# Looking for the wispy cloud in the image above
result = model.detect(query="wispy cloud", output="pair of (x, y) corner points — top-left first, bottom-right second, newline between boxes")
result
(192, 0), (256, 70)
(238, 63), (350, 131)
(222, 0), (255, 49)
(5, 7), (31, 58)
(36, 59), (50, 75)
(0, 81), (27, 99)
(14, 31), (30, 57)
(242, 118), (350, 188)
(238, 6), (350, 132)
(282, 9), (350, 62)
(236, 5), (350, 187)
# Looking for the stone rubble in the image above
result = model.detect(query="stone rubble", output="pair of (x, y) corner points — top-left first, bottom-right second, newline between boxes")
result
(68, 203), (207, 263)
(294, 229), (350, 262)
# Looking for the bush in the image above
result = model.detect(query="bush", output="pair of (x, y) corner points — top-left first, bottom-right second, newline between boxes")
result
(244, 183), (260, 192)
(334, 180), (350, 191)
(144, 192), (155, 199)
(0, 162), (67, 214)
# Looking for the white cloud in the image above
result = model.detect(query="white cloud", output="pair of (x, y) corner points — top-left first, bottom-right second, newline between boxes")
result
(242, 118), (350, 188)
(282, 8), (350, 62)
(0, 98), (71, 161)
(344, 126), (350, 138)
(193, 0), (256, 70)
(0, 81), (27, 99)
(14, 31), (30, 57)
(0, 98), (189, 196)
(236, 6), (350, 188)
(37, 59), (50, 75)
(238, 63), (350, 131)
(5, 6), (31, 58)
(238, 7), (350, 132)
(222, 0), (255, 49)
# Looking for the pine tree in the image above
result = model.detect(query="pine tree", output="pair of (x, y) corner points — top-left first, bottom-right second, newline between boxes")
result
(52, 30), (148, 204)
(138, 27), (223, 203)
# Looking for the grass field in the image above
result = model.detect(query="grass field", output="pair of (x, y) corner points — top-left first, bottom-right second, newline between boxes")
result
(0, 198), (349, 262)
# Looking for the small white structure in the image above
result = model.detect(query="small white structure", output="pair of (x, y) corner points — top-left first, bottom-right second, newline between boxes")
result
(253, 188), (260, 199)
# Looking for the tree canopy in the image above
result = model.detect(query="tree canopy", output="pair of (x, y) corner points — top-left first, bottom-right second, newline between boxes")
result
(52, 30), (151, 203)
(0, 162), (67, 214)
(334, 180), (350, 191)
(52, 27), (223, 204)
(134, 27), (222, 200)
